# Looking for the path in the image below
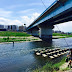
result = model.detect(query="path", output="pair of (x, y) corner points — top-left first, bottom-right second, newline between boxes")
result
(60, 62), (69, 70)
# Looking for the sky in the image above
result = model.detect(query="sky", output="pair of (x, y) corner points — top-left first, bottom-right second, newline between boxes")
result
(0, 0), (72, 32)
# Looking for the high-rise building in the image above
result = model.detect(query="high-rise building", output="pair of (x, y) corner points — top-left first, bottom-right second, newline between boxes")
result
(19, 25), (26, 32)
(0, 25), (4, 29)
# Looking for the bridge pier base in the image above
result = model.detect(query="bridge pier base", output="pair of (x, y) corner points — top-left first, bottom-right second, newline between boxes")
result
(27, 30), (32, 35)
(39, 25), (54, 42)
(32, 28), (39, 37)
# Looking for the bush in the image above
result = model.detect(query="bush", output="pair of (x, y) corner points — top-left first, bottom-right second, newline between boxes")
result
(3, 38), (7, 40)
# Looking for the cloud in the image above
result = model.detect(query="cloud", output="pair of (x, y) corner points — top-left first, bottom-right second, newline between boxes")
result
(0, 12), (40, 27)
(54, 21), (72, 32)
(0, 17), (23, 26)
(0, 8), (12, 17)
(18, 9), (35, 14)
(20, 12), (40, 26)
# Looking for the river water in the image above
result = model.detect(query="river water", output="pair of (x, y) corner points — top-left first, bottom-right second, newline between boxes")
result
(0, 38), (72, 72)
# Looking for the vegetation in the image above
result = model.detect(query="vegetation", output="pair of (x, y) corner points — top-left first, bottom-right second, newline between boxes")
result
(53, 33), (72, 38)
(0, 31), (40, 42)
(33, 57), (66, 72)
(0, 37), (39, 42)
(0, 31), (31, 36)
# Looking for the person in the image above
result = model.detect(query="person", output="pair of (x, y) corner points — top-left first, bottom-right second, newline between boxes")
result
(65, 57), (68, 62)
(66, 55), (70, 62)
(13, 41), (14, 47)
(68, 60), (72, 68)
(68, 49), (72, 68)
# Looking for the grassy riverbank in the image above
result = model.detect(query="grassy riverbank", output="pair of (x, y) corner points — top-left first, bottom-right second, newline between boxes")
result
(33, 57), (66, 72)
(0, 31), (31, 36)
(53, 33), (72, 38)
(0, 31), (41, 43)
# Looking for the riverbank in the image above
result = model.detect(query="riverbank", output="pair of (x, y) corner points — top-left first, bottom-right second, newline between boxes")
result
(53, 33), (72, 38)
(33, 57), (72, 72)
(0, 31), (41, 43)
(0, 31), (72, 43)
(0, 36), (41, 44)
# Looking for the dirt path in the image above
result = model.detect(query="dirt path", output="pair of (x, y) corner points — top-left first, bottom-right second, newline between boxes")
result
(60, 62), (69, 70)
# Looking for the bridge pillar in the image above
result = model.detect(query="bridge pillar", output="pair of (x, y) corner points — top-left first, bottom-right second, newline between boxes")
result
(27, 30), (32, 35)
(38, 25), (54, 41)
(32, 28), (39, 37)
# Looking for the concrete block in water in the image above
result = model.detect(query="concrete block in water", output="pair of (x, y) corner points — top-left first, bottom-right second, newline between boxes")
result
(61, 52), (64, 55)
(45, 50), (48, 52)
(49, 56), (54, 59)
(40, 51), (44, 54)
(64, 52), (67, 54)
(42, 54), (47, 57)
(53, 54), (58, 57)
(57, 53), (61, 56)
(35, 50), (38, 52)
(36, 52), (41, 56)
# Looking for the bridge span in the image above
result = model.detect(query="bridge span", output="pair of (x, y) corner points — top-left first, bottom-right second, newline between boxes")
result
(27, 0), (72, 41)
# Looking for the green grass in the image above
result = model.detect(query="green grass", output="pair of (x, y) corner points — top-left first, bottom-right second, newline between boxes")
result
(0, 31), (31, 37)
(53, 57), (66, 68)
(53, 33), (72, 38)
(33, 57), (66, 72)
(0, 37), (39, 42)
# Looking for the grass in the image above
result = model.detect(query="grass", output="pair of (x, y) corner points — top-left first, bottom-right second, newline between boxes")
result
(53, 57), (66, 68)
(0, 31), (38, 42)
(33, 57), (66, 72)
(53, 33), (72, 38)
(0, 37), (39, 43)
(0, 31), (31, 37)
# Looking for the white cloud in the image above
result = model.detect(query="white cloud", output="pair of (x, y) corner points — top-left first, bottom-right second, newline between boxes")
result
(0, 8), (12, 17)
(54, 21), (72, 32)
(21, 12), (40, 26)
(0, 17), (23, 26)
(0, 12), (40, 27)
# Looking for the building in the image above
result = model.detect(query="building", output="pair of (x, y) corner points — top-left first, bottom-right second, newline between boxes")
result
(19, 25), (26, 32)
(0, 25), (6, 31)
(0, 25), (4, 29)
(54, 31), (61, 33)
(5, 25), (19, 31)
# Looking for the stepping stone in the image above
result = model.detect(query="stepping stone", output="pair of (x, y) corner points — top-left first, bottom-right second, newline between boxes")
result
(61, 52), (64, 55)
(53, 54), (58, 57)
(64, 52), (67, 54)
(45, 50), (48, 52)
(35, 50), (38, 52)
(40, 51), (44, 54)
(57, 53), (61, 56)
(49, 56), (54, 59)
(42, 54), (47, 57)
(42, 49), (45, 51)
(36, 52), (41, 56)
(46, 53), (51, 55)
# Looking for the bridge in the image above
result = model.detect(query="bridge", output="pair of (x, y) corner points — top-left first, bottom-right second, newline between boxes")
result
(27, 0), (72, 41)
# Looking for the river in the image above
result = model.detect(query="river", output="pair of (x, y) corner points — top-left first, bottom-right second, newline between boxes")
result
(0, 38), (72, 72)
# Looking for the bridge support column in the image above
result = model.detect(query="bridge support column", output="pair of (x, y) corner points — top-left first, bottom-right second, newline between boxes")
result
(27, 30), (32, 35)
(39, 25), (54, 41)
(32, 29), (39, 37)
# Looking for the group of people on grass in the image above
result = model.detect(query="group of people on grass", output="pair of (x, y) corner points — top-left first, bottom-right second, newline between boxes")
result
(66, 49), (72, 68)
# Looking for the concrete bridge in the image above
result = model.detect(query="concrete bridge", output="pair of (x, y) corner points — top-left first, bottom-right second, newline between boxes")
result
(27, 0), (72, 41)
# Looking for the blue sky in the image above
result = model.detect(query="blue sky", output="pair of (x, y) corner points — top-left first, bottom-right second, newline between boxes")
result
(0, 0), (72, 32)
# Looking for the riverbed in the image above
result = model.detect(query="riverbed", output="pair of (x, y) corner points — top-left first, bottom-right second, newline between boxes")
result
(0, 38), (72, 72)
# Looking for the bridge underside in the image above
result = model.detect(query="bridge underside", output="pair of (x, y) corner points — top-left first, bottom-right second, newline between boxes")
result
(27, 0), (72, 42)
(39, 7), (72, 26)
